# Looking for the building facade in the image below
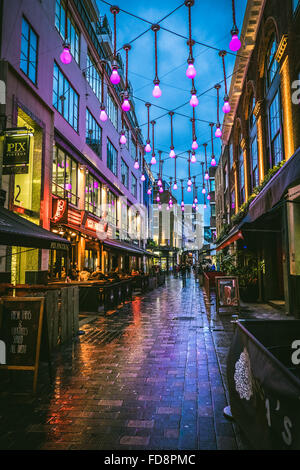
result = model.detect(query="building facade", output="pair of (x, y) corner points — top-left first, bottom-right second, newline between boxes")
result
(215, 0), (300, 315)
(0, 0), (153, 283)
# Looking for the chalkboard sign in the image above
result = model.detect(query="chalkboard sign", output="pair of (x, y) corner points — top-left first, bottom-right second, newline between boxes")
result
(0, 297), (44, 392)
(215, 276), (240, 315)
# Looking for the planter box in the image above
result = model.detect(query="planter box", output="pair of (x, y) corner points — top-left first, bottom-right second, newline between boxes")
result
(227, 320), (300, 449)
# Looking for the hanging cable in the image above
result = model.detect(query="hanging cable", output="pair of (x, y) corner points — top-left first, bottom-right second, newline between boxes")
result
(150, 120), (157, 165)
(121, 44), (131, 111)
(209, 123), (217, 166)
(191, 108), (198, 150)
(185, 0), (196, 79)
(229, 0), (241, 52)
(219, 51), (231, 114)
(204, 143), (209, 180)
(190, 78), (199, 107)
(173, 156), (178, 190)
(151, 24), (162, 98)
(214, 84), (222, 138)
(169, 112), (175, 158)
(144, 102), (152, 153)
(110, 5), (121, 84)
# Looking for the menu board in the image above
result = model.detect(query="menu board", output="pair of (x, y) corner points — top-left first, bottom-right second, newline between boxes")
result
(215, 276), (240, 315)
(0, 297), (44, 392)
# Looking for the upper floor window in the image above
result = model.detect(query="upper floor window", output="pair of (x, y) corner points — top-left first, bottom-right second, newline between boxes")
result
(86, 54), (102, 102)
(121, 159), (129, 188)
(229, 142), (233, 169)
(269, 91), (284, 166)
(238, 134), (245, 204)
(20, 17), (38, 84)
(293, 0), (299, 12)
(86, 109), (102, 158)
(131, 173), (137, 198)
(107, 139), (118, 176)
(107, 92), (118, 129)
(131, 138), (136, 160)
(52, 146), (78, 205)
(53, 62), (79, 131)
(266, 35), (278, 89)
(85, 172), (101, 216)
(249, 94), (259, 191)
(107, 190), (117, 226)
(55, 0), (80, 64)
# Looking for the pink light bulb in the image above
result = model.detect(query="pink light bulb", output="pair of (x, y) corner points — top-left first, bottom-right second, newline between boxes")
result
(187, 186), (192, 192)
(147, 188), (152, 195)
(166, 205), (170, 211)
(194, 197), (198, 203)
(202, 187), (206, 194)
(215, 127), (222, 138)
(204, 204), (207, 209)
(152, 84), (162, 98)
(150, 156), (156, 165)
(192, 203), (196, 208)
(158, 204), (162, 210)
(205, 172), (209, 180)
(192, 140), (198, 150)
(60, 46), (72, 65)
(100, 109), (108, 122)
(190, 94), (199, 107)
(145, 142), (151, 153)
(159, 186), (163, 193)
(110, 68), (120, 85)
(156, 195), (160, 202)
(122, 99), (131, 112)
(181, 206), (185, 211)
(223, 101), (231, 114)
(196, 205), (199, 211)
(120, 134), (127, 145)
(186, 63), (196, 79)
(191, 154), (196, 163)
(173, 182), (178, 190)
(157, 179), (162, 186)
(169, 149), (176, 158)
(141, 174), (146, 182)
(134, 161), (139, 169)
(229, 34), (241, 52)
(188, 179), (192, 186)
(211, 158), (216, 167)
(207, 194), (211, 200)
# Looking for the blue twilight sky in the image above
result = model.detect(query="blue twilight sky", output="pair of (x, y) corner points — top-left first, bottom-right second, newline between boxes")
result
(97, 0), (247, 205)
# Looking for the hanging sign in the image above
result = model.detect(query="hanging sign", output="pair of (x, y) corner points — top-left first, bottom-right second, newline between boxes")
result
(3, 134), (30, 166)
(0, 297), (45, 393)
(215, 276), (240, 315)
(52, 198), (68, 224)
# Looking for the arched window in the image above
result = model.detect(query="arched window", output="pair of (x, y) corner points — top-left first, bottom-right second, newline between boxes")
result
(238, 131), (245, 204)
(249, 94), (259, 191)
(265, 33), (284, 167)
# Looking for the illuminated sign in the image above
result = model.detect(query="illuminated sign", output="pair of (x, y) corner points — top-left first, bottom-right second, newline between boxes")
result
(3, 135), (30, 165)
(52, 199), (68, 223)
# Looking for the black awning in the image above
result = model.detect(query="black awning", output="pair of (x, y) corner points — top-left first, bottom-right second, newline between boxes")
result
(248, 148), (300, 223)
(0, 206), (70, 250)
(103, 239), (149, 256)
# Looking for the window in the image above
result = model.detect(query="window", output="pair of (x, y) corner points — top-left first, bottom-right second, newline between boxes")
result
(131, 138), (136, 160)
(238, 134), (245, 204)
(107, 190), (117, 226)
(107, 92), (118, 129)
(223, 163), (228, 191)
(211, 204), (216, 218)
(266, 35), (278, 89)
(107, 139), (118, 175)
(86, 54), (102, 102)
(53, 63), (79, 131)
(121, 159), (129, 188)
(231, 189), (235, 212)
(229, 142), (233, 169)
(210, 179), (215, 193)
(249, 94), (259, 191)
(55, 0), (80, 64)
(131, 173), (137, 198)
(52, 146), (78, 205)
(86, 109), (102, 157)
(85, 173), (101, 216)
(269, 91), (284, 166)
(20, 17), (38, 84)
(293, 0), (299, 12)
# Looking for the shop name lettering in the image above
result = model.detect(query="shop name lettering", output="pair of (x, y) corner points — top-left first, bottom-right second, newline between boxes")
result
(6, 142), (27, 157)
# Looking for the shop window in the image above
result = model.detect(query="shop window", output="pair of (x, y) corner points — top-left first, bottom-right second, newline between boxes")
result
(121, 159), (129, 188)
(84, 249), (97, 271)
(106, 92), (118, 129)
(107, 139), (118, 175)
(53, 62), (79, 131)
(131, 173), (137, 198)
(107, 190), (117, 226)
(86, 109), (102, 158)
(20, 17), (38, 84)
(86, 53), (102, 102)
(55, 0), (80, 64)
(85, 173), (101, 216)
(52, 146), (78, 205)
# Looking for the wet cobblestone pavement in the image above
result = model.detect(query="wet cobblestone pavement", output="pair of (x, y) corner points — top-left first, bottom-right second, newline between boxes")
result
(0, 275), (291, 450)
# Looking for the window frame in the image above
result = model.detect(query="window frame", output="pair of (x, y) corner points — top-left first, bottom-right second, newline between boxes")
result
(20, 16), (39, 85)
(86, 108), (102, 158)
(55, 0), (80, 65)
(52, 145), (78, 206)
(107, 139), (118, 176)
(53, 62), (79, 132)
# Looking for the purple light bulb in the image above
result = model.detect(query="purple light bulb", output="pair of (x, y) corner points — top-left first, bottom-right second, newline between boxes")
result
(158, 204), (162, 210)
(152, 84), (162, 98)
(190, 94), (199, 107)
(110, 68), (120, 85)
(134, 160), (139, 169)
(215, 127), (222, 138)
(173, 182), (178, 190)
(181, 206), (185, 212)
(145, 142), (151, 153)
(150, 156), (156, 165)
(141, 174), (146, 182)
(207, 194), (211, 200)
(122, 99), (131, 112)
(191, 154), (196, 163)
(156, 195), (160, 202)
(120, 133), (127, 145)
(202, 187), (206, 194)
(229, 34), (241, 52)
(223, 101), (231, 114)
(205, 172), (209, 180)
(159, 186), (163, 193)
(100, 108), (108, 122)
(187, 186), (192, 192)
(204, 203), (207, 209)
(211, 158), (216, 167)
(157, 179), (162, 186)
(186, 63), (196, 79)
(194, 197), (198, 203)
(169, 149), (176, 158)
(147, 188), (152, 195)
(60, 45), (72, 65)
(188, 178), (192, 186)
(192, 140), (198, 150)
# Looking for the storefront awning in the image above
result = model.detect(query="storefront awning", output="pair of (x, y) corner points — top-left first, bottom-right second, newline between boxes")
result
(0, 206), (71, 250)
(103, 239), (152, 256)
(216, 228), (244, 251)
(248, 148), (300, 223)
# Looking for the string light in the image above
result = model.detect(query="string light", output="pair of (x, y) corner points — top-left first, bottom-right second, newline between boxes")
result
(190, 79), (199, 107)
(229, 0), (241, 52)
(214, 84), (222, 138)
(134, 137), (139, 169)
(152, 24), (162, 98)
(122, 44), (131, 111)
(144, 103), (152, 152)
(173, 156), (178, 190)
(150, 120), (156, 164)
(191, 108), (198, 150)
(219, 50), (231, 114)
(169, 112), (175, 158)
(204, 143), (209, 180)
(209, 123), (216, 166)
(99, 61), (108, 121)
(110, 6), (121, 84)
(120, 112), (127, 145)
(60, 0), (72, 64)
(185, 0), (196, 79)
(201, 162), (206, 194)
(181, 180), (185, 211)
(187, 153), (192, 191)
